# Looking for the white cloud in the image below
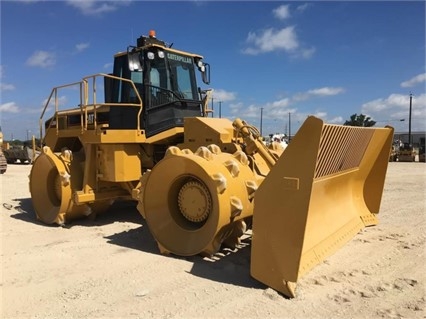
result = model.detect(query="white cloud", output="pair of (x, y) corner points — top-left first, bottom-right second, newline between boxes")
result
(273, 5), (291, 20)
(304, 112), (342, 125)
(66, 0), (131, 15)
(243, 27), (299, 55)
(75, 42), (90, 53)
(270, 98), (291, 109)
(362, 93), (426, 131)
(0, 65), (15, 91)
(26, 50), (56, 68)
(242, 3), (314, 58)
(211, 89), (237, 102)
(267, 106), (297, 119)
(400, 73), (426, 88)
(242, 26), (315, 58)
(362, 93), (409, 112)
(301, 47), (316, 59)
(312, 111), (328, 120)
(228, 86), (345, 122)
(0, 102), (19, 113)
(1, 83), (15, 91)
(10, 0), (41, 3)
(42, 95), (68, 110)
(293, 87), (345, 101)
(228, 102), (244, 115)
(327, 116), (344, 124)
(296, 3), (311, 13)
(236, 99), (296, 121)
(308, 87), (345, 96)
(245, 104), (264, 118)
(223, 84), (349, 135)
(226, 98), (350, 136)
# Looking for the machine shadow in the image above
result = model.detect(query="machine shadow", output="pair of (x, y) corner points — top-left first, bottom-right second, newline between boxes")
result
(108, 228), (265, 290)
(188, 239), (266, 290)
(105, 218), (265, 289)
(9, 198), (144, 227)
(103, 221), (161, 255)
(7, 197), (44, 225)
(82, 201), (144, 227)
(9, 198), (265, 290)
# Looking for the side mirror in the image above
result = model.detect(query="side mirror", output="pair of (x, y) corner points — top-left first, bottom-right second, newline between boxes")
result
(201, 62), (210, 85)
(195, 59), (210, 85)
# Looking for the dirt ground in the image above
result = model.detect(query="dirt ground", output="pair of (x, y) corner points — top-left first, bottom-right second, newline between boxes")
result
(1, 162), (425, 319)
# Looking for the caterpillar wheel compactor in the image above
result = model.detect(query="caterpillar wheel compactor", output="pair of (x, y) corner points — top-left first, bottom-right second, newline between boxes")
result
(29, 31), (394, 298)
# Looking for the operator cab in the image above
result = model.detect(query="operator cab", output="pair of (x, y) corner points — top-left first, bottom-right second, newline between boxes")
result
(105, 30), (210, 137)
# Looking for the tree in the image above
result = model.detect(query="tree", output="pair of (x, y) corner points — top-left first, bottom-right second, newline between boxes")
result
(344, 113), (376, 127)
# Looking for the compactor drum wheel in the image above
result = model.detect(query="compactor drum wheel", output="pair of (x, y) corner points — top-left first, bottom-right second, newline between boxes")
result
(29, 146), (89, 225)
(139, 145), (259, 256)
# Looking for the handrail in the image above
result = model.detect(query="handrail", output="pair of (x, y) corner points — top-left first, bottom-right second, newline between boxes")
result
(39, 73), (143, 146)
(39, 80), (84, 147)
(82, 73), (143, 132)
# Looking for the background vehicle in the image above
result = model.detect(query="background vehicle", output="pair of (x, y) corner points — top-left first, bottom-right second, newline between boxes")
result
(389, 144), (398, 162)
(417, 138), (425, 162)
(397, 142), (416, 162)
(0, 127), (7, 174)
(3, 143), (36, 164)
(29, 31), (394, 298)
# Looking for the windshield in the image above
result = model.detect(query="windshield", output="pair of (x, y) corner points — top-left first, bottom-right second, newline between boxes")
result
(147, 50), (199, 101)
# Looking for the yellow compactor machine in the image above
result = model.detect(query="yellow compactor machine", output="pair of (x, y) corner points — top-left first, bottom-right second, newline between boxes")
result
(29, 31), (394, 298)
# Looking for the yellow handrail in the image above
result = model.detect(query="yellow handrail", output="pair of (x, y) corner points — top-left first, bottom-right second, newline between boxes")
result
(39, 73), (144, 146)
(39, 80), (84, 147)
(82, 73), (143, 132)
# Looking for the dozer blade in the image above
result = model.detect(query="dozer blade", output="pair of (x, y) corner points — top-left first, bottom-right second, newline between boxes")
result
(250, 116), (394, 298)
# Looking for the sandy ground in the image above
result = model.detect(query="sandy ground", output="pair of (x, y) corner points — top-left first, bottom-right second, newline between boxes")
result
(1, 162), (425, 319)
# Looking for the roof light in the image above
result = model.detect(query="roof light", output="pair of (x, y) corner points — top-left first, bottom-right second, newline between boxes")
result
(149, 30), (156, 38)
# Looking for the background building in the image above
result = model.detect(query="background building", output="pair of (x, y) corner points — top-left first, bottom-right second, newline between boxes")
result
(393, 131), (425, 148)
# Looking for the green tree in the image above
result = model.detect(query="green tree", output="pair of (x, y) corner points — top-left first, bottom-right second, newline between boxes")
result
(344, 113), (376, 127)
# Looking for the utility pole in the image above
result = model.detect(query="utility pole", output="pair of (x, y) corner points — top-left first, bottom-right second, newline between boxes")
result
(219, 101), (222, 118)
(409, 93), (412, 146)
(288, 112), (291, 142)
(260, 107), (263, 136)
(211, 97), (214, 118)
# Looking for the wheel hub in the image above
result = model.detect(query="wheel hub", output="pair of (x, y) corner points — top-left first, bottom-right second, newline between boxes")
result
(178, 180), (212, 223)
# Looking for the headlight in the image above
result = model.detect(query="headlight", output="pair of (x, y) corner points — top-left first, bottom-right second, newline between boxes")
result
(147, 52), (155, 60)
(158, 51), (165, 58)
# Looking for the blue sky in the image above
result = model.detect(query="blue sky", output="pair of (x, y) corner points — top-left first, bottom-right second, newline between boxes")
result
(1, 0), (425, 141)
